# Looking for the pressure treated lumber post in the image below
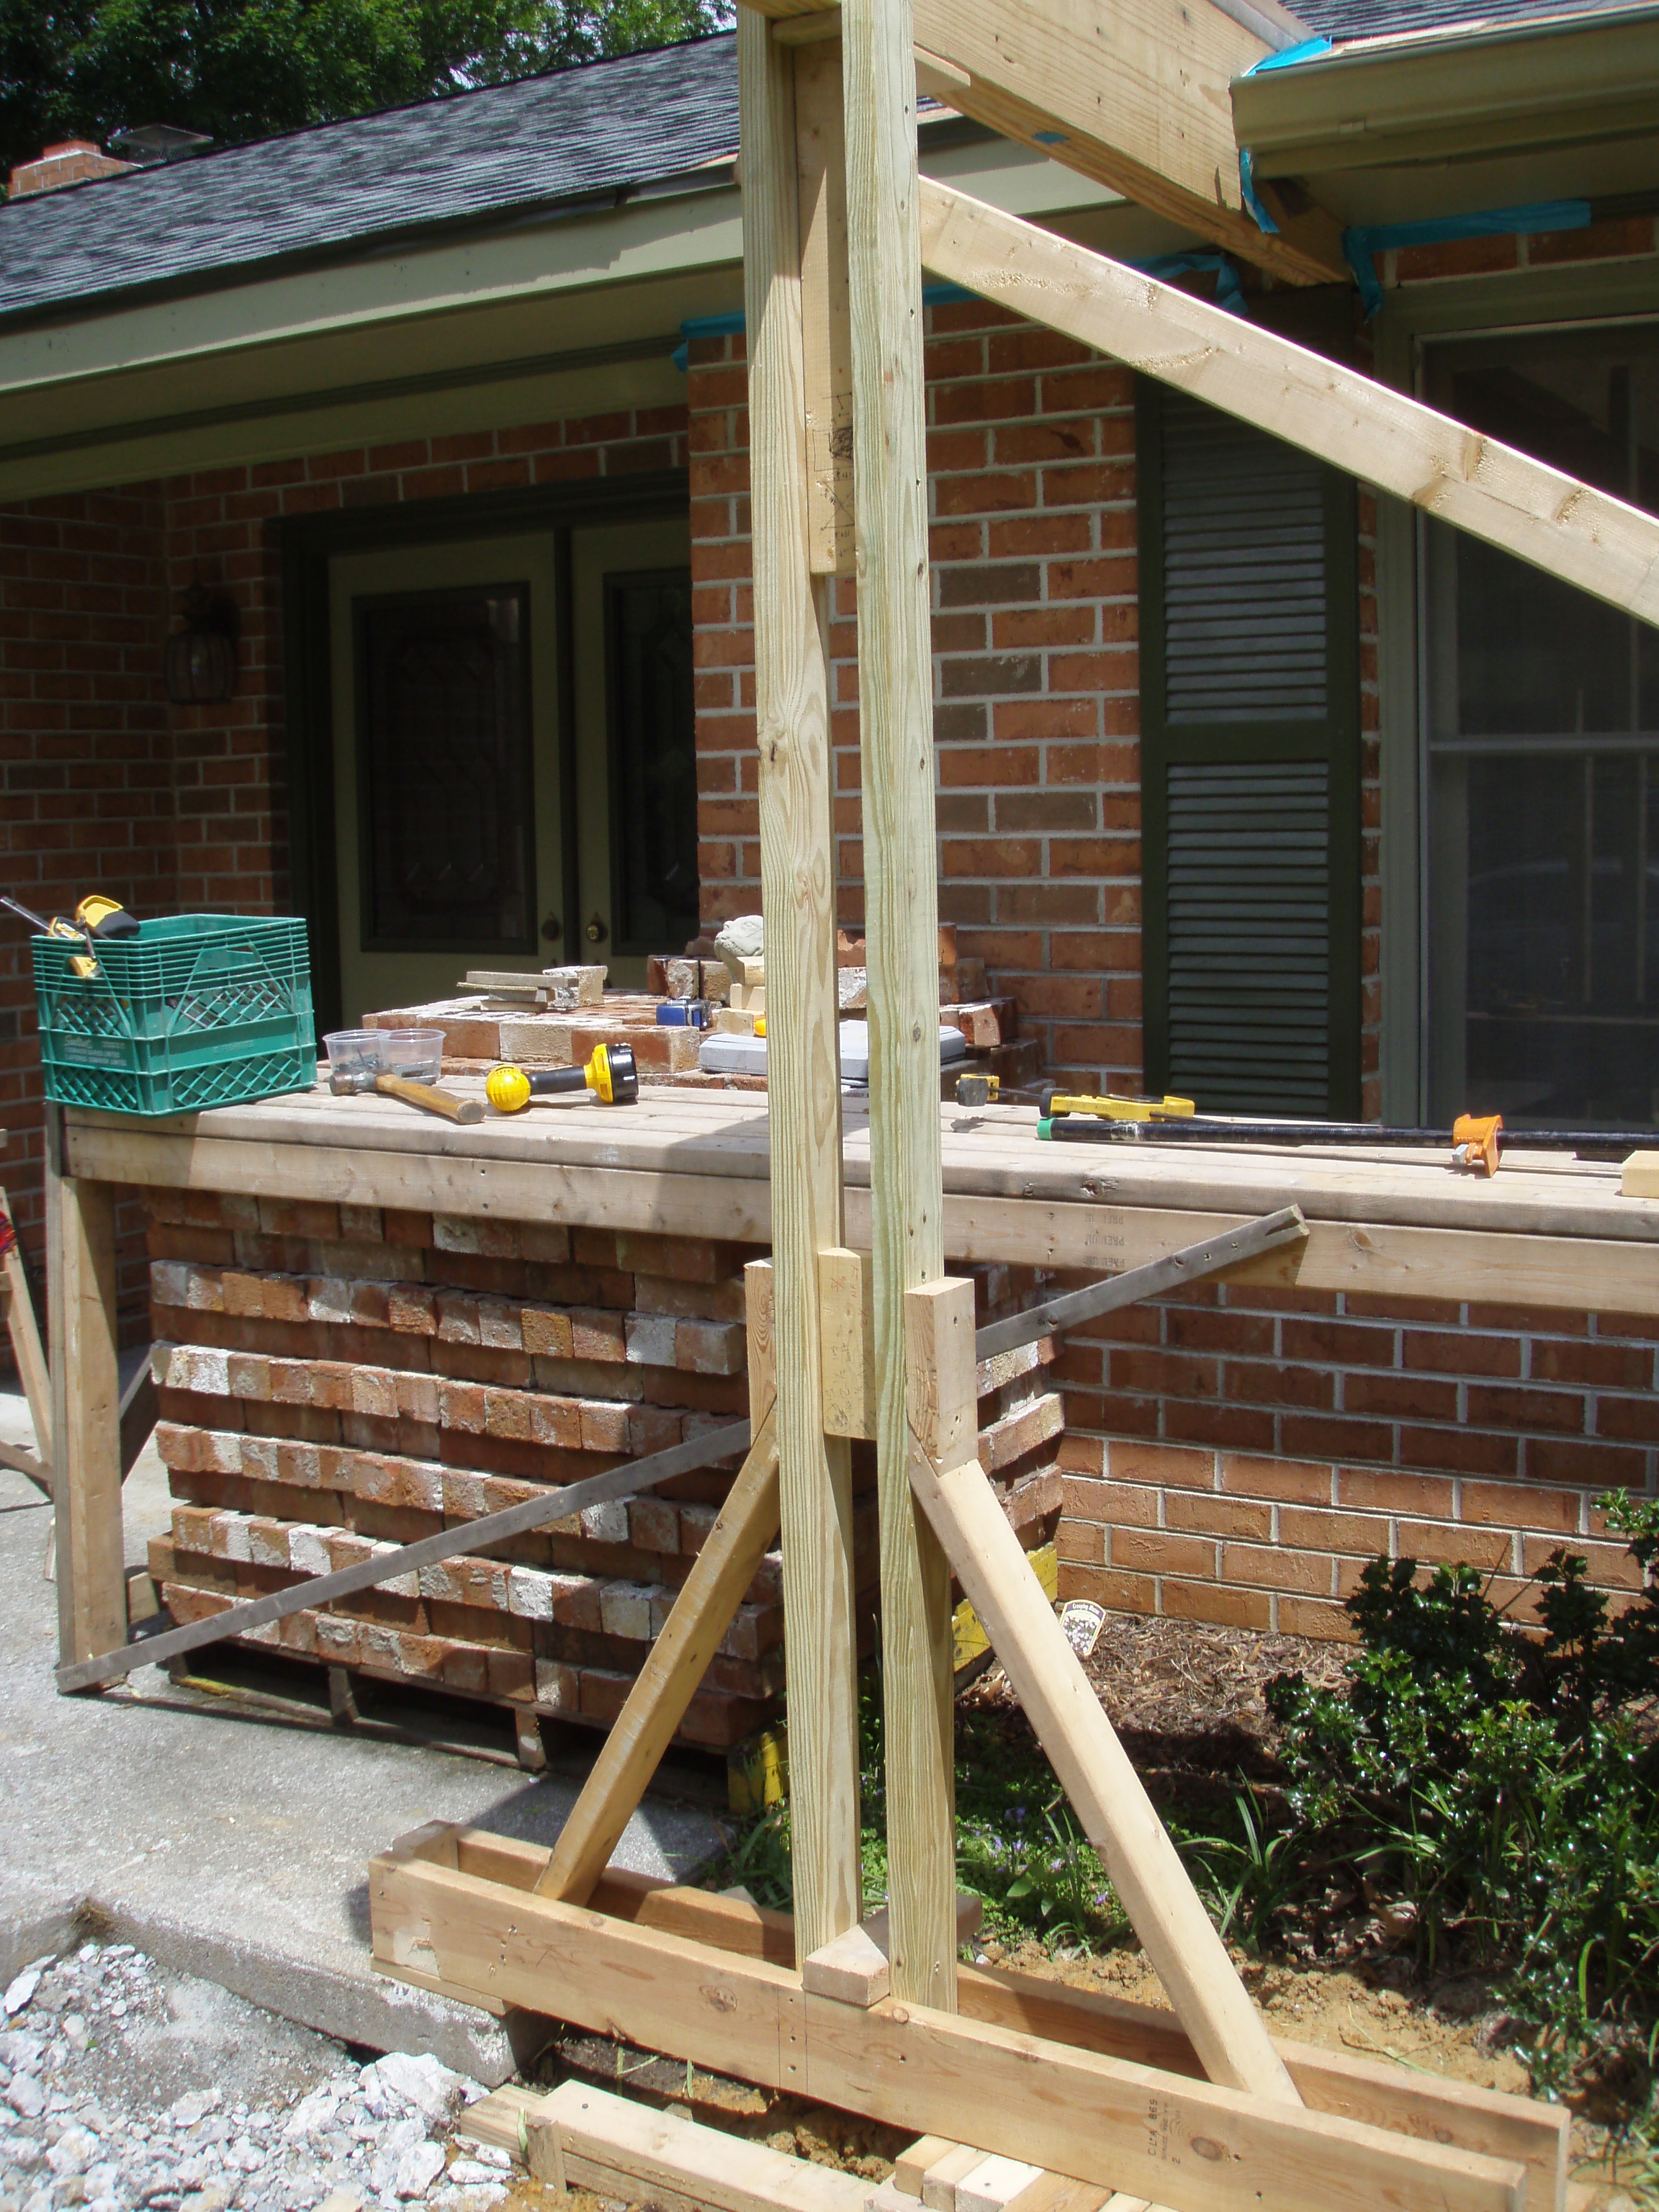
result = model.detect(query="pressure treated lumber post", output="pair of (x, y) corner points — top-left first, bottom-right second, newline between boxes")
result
(842, 0), (958, 2008)
(738, 12), (864, 1962)
(46, 1117), (125, 1670)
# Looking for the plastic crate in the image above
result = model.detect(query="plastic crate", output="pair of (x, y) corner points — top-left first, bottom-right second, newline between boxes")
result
(32, 913), (317, 1117)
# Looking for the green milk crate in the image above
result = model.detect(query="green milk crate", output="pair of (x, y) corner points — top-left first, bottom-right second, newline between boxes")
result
(32, 912), (317, 1117)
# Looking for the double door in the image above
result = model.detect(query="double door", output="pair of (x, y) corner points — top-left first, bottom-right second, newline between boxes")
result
(328, 516), (695, 1025)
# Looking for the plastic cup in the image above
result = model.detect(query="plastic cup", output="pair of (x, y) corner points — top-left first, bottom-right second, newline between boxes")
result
(323, 1030), (385, 1086)
(380, 1028), (444, 1082)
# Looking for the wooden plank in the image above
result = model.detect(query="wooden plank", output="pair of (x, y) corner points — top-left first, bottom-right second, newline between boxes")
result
(529, 2080), (912, 2212)
(796, 38), (855, 576)
(55, 1416), (754, 1694)
(917, 177), (1659, 633)
(955, 1964), (1566, 2211)
(369, 1855), (1527, 2212)
(48, 1129), (125, 1670)
(956, 2155), (1046, 2212)
(819, 1244), (875, 1438)
(922, 2146), (987, 2210)
(844, 0), (958, 2015)
(740, 9), (864, 1964)
(896, 2139), (963, 2195)
(739, 0), (1346, 287)
(0, 1437), (51, 1496)
(536, 1417), (781, 1905)
(1622, 1150), (1659, 1197)
(801, 1923), (891, 2005)
(120, 1358), (158, 1481)
(906, 1444), (1300, 2106)
(1, 1183), (53, 1475)
(392, 1821), (1568, 2210)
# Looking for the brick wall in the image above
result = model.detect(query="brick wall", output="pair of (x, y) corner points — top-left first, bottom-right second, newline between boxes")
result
(148, 1195), (1064, 1737)
(0, 406), (691, 1336)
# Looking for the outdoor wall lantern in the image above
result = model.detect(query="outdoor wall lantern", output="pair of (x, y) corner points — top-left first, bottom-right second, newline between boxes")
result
(163, 580), (240, 705)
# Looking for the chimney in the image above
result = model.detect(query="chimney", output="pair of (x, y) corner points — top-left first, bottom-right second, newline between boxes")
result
(7, 140), (135, 200)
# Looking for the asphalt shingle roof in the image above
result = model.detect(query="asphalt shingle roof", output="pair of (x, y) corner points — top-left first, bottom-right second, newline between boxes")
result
(0, 0), (1638, 328)
(0, 32), (739, 326)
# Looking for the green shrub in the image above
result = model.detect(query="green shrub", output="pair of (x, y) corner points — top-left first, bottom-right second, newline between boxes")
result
(1268, 1491), (1659, 2135)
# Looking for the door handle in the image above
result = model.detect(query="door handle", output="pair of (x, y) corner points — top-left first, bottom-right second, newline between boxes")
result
(585, 912), (609, 945)
(541, 913), (562, 944)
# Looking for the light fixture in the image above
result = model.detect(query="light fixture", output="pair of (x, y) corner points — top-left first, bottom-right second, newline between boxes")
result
(164, 580), (239, 706)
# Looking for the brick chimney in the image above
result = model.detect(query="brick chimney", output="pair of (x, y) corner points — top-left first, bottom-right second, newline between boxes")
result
(7, 140), (135, 199)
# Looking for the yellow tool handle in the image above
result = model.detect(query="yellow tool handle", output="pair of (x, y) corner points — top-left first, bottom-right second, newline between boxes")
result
(374, 1073), (484, 1125)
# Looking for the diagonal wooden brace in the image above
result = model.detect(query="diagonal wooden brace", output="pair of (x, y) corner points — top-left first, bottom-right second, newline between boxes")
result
(536, 1411), (781, 1905)
(904, 1277), (1300, 2107)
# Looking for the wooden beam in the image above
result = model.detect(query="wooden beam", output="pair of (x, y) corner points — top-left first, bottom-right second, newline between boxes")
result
(401, 1820), (1568, 2211)
(739, 11), (865, 1963)
(843, 0), (958, 2013)
(906, 1440), (1300, 2105)
(917, 177), (1659, 632)
(1, 1184), (53, 1478)
(741, 0), (1346, 285)
(48, 1123), (125, 1671)
(369, 1853), (1529, 2212)
(795, 40), (856, 576)
(535, 1416), (781, 1906)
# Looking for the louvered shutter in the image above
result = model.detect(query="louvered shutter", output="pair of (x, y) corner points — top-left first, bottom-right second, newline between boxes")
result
(1138, 385), (1360, 1118)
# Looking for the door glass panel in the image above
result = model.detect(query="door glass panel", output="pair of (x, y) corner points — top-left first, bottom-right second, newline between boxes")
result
(356, 585), (535, 950)
(604, 567), (698, 957)
(1424, 329), (1659, 1126)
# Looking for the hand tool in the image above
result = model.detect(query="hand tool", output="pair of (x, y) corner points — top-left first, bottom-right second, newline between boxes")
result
(1039, 1109), (1653, 1173)
(1040, 1087), (1196, 1122)
(2, 891), (140, 977)
(328, 1065), (484, 1125)
(486, 1042), (640, 1113)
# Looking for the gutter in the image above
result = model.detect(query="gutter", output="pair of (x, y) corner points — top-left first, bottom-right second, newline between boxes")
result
(1231, 1), (1659, 173)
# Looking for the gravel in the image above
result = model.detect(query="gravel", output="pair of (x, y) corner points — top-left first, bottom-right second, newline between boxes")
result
(0, 1943), (513, 2212)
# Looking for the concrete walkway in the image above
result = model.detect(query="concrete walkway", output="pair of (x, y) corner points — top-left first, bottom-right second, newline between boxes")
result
(0, 1388), (724, 2083)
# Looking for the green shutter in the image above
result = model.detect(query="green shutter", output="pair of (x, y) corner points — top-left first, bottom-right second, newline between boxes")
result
(1138, 381), (1362, 1118)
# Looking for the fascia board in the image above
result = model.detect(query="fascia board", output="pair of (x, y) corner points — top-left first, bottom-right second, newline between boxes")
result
(1233, 6), (1659, 172)
(0, 134), (1112, 413)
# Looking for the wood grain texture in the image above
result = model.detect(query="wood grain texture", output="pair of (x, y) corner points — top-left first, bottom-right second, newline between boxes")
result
(907, 1445), (1300, 2105)
(795, 40), (856, 575)
(918, 178), (1659, 632)
(737, 0), (1345, 284)
(48, 1129), (125, 1668)
(842, 0), (957, 2013)
(369, 1854), (1527, 2212)
(536, 1418), (781, 1906)
(740, 9), (864, 1962)
(392, 1820), (1566, 2211)
(1, 1182), (52, 1477)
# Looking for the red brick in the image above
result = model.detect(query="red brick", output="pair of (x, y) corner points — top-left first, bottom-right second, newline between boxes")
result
(1112, 1528), (1216, 1578)
(1162, 1578), (1272, 1631)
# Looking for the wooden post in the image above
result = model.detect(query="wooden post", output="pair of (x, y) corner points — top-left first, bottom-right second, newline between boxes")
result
(794, 40), (855, 579)
(1, 1183), (53, 1477)
(842, 0), (958, 2010)
(46, 1117), (125, 1670)
(738, 14), (865, 1964)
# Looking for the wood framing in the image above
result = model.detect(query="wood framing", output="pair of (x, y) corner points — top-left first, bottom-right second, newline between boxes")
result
(843, 0), (958, 2012)
(917, 177), (1659, 632)
(741, 9), (866, 1961)
(741, 0), (1347, 286)
(370, 1827), (1537, 2212)
(1, 1182), (53, 1493)
(47, 1115), (125, 1667)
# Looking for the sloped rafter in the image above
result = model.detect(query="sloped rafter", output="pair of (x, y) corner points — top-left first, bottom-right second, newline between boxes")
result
(918, 176), (1659, 629)
(737, 0), (1348, 286)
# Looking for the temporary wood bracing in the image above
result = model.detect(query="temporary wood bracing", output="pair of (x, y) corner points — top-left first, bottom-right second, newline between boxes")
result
(40, 0), (1659, 2193)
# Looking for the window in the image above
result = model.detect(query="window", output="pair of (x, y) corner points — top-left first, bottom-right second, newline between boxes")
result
(355, 585), (536, 951)
(1424, 327), (1659, 1127)
(1138, 384), (1362, 1115)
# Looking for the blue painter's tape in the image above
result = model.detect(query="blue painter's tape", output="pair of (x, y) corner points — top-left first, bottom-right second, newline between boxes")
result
(1343, 199), (1591, 318)
(1136, 253), (1248, 316)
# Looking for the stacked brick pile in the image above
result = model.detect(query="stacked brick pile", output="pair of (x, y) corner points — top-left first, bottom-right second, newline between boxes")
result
(144, 1190), (1065, 1749)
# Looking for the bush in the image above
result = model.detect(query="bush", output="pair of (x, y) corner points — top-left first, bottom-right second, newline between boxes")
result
(1267, 1491), (1659, 2136)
